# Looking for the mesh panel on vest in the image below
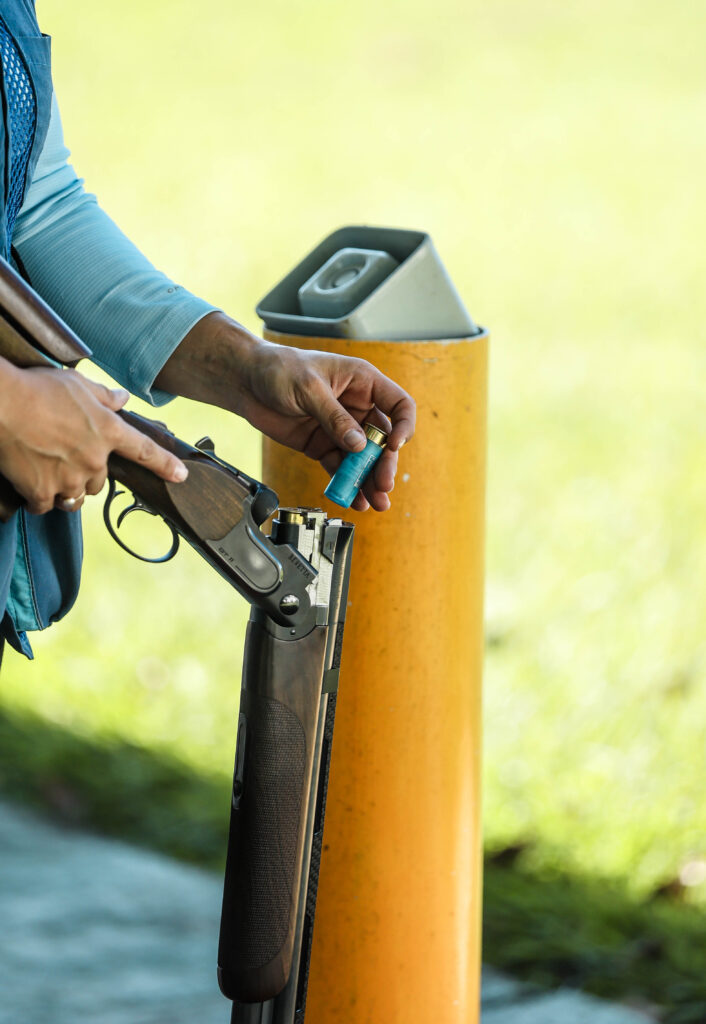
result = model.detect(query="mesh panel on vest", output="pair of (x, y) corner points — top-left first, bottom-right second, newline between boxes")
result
(0, 18), (36, 243)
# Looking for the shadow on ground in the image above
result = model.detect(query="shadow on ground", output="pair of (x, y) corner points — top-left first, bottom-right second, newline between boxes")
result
(0, 704), (230, 869)
(0, 705), (704, 1024)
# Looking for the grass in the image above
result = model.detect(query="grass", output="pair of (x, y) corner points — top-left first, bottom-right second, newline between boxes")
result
(483, 856), (706, 1024)
(2, 0), (706, 1019)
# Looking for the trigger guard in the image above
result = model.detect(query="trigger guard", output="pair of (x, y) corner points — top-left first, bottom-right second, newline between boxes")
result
(104, 478), (180, 564)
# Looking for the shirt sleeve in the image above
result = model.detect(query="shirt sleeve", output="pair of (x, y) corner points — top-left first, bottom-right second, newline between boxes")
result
(11, 94), (218, 405)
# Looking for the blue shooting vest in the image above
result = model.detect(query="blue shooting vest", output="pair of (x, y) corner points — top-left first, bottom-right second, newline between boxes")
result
(0, 0), (82, 658)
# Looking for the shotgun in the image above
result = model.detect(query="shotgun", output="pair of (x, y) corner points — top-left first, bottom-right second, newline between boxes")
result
(0, 256), (355, 1022)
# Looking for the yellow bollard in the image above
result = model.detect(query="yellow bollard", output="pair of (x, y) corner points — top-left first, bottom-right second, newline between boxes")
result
(262, 326), (488, 1024)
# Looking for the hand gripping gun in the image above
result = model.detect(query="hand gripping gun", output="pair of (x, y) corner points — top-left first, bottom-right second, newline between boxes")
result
(0, 256), (355, 1023)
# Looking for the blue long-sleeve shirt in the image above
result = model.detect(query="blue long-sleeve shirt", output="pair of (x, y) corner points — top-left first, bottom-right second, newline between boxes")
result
(13, 94), (217, 405)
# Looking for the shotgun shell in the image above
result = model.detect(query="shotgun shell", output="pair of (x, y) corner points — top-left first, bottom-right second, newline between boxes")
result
(324, 422), (388, 508)
(278, 508), (306, 525)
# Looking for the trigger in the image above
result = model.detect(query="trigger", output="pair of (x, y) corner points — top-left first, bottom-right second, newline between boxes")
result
(116, 497), (157, 530)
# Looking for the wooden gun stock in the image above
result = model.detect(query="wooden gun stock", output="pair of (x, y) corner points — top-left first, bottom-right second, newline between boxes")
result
(0, 256), (90, 366)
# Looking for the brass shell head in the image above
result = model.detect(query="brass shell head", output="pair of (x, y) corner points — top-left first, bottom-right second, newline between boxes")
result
(278, 508), (306, 525)
(363, 422), (388, 448)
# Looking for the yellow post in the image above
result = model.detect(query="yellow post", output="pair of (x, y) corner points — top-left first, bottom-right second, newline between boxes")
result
(262, 328), (488, 1024)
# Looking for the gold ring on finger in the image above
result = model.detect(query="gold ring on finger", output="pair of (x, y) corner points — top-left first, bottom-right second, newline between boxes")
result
(56, 490), (86, 512)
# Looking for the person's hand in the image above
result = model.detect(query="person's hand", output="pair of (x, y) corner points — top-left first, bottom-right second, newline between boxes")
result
(0, 359), (187, 515)
(236, 341), (416, 511)
(155, 313), (416, 512)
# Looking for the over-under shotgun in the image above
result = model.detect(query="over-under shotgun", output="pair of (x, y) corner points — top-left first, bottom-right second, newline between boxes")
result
(0, 256), (355, 1022)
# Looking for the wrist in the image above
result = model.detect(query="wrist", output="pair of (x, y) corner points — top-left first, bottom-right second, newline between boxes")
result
(0, 357), (26, 444)
(155, 311), (264, 415)
(208, 313), (264, 412)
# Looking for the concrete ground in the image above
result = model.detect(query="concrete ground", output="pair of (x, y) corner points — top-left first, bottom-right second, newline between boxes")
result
(0, 800), (651, 1024)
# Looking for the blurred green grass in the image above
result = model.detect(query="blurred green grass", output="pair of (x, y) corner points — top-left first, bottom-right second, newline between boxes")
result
(2, 0), (706, 1015)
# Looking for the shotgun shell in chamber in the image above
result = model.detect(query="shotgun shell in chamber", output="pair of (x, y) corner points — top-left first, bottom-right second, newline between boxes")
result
(278, 508), (306, 525)
(324, 422), (389, 508)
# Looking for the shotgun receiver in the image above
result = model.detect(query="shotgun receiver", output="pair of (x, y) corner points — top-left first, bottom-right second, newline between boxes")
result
(0, 256), (356, 1022)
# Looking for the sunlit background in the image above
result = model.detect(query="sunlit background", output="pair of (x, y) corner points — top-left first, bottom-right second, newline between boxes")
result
(2, 0), (705, 1016)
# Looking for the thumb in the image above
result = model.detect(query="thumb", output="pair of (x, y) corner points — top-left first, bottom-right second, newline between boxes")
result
(82, 377), (130, 411)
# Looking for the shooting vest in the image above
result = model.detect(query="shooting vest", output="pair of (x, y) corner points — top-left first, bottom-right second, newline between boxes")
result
(0, 0), (83, 658)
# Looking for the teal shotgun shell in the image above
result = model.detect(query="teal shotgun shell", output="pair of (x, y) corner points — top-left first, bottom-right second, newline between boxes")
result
(324, 422), (388, 508)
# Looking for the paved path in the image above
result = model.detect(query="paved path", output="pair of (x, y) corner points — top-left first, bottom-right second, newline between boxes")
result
(0, 801), (650, 1023)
